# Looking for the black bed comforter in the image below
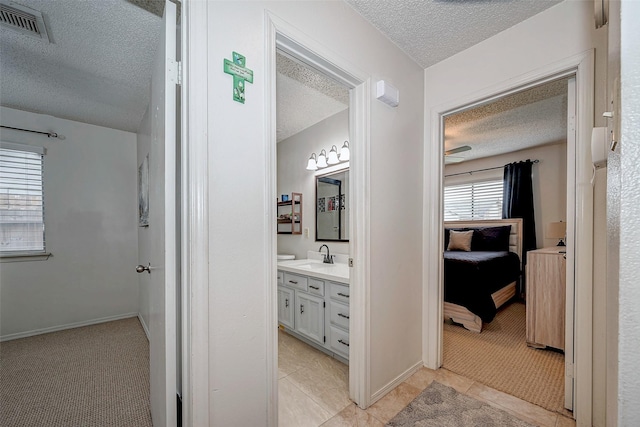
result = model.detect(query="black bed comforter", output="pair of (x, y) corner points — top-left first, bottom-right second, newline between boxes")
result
(444, 251), (520, 323)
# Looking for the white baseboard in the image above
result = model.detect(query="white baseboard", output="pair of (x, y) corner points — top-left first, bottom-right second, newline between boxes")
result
(138, 313), (150, 341)
(0, 312), (139, 342)
(369, 360), (424, 405)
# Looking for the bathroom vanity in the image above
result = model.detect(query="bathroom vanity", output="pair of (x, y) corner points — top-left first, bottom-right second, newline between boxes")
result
(277, 253), (350, 362)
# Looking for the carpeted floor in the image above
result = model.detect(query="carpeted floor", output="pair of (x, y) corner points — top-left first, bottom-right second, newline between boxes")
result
(0, 317), (152, 427)
(443, 302), (565, 414)
(387, 381), (535, 427)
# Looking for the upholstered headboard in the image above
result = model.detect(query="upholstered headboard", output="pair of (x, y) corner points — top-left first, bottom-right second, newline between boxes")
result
(444, 218), (523, 262)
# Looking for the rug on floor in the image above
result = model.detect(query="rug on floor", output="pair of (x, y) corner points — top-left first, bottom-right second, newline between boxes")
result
(386, 381), (535, 427)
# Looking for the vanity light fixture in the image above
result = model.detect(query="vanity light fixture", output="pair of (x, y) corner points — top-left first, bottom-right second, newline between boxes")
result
(306, 153), (318, 170)
(327, 145), (339, 165)
(306, 141), (350, 171)
(317, 149), (328, 168)
(339, 141), (350, 161)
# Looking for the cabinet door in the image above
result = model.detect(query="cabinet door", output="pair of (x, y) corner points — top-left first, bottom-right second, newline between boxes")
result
(277, 286), (295, 330)
(295, 292), (325, 345)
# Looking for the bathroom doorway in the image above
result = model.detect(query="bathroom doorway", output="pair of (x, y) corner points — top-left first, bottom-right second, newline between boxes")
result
(274, 49), (354, 426)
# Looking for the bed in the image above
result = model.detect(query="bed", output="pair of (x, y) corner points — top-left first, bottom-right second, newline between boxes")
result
(443, 218), (523, 333)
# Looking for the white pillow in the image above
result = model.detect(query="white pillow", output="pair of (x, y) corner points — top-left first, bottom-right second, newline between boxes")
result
(447, 230), (474, 251)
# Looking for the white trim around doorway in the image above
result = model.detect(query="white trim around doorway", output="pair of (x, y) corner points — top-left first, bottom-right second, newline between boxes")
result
(265, 11), (372, 426)
(422, 50), (594, 425)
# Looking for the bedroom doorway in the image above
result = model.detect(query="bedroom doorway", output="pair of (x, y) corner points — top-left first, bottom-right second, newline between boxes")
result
(439, 76), (574, 416)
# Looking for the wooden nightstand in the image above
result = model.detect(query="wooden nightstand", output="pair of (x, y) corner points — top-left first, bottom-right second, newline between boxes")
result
(526, 247), (566, 351)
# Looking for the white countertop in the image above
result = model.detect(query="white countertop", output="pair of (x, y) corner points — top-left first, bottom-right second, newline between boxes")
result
(277, 258), (350, 284)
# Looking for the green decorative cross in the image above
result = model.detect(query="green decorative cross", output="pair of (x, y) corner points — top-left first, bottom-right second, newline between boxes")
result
(223, 52), (253, 104)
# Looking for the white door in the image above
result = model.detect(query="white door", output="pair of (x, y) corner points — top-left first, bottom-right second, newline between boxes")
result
(137, 1), (178, 426)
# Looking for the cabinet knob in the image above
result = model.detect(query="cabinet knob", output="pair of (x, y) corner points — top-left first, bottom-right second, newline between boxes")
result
(338, 313), (350, 319)
(338, 339), (350, 347)
(337, 292), (349, 298)
(285, 298), (289, 308)
(300, 304), (304, 314)
(309, 285), (319, 290)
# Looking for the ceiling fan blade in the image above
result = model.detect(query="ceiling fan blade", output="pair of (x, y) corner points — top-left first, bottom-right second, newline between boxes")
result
(444, 145), (472, 156)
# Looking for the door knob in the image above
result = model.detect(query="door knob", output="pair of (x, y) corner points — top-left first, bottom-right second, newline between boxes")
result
(136, 263), (151, 274)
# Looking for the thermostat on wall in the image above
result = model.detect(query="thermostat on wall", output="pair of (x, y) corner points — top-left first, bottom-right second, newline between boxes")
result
(376, 80), (399, 107)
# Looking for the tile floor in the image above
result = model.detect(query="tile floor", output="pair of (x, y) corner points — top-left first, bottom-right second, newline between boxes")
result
(278, 329), (576, 427)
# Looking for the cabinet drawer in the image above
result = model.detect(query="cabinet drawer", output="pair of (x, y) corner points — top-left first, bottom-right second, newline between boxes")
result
(308, 278), (325, 296)
(330, 326), (350, 358)
(277, 271), (284, 285)
(329, 282), (350, 303)
(330, 301), (350, 330)
(283, 272), (308, 291)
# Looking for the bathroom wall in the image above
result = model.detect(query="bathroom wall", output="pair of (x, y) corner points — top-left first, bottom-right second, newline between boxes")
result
(444, 142), (567, 248)
(277, 109), (349, 260)
(0, 106), (138, 340)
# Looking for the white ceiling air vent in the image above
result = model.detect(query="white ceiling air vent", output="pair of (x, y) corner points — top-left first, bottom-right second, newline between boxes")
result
(0, 1), (50, 42)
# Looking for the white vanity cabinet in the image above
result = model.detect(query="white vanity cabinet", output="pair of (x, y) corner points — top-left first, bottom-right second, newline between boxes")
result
(328, 282), (350, 358)
(295, 292), (324, 344)
(277, 286), (295, 330)
(277, 268), (349, 361)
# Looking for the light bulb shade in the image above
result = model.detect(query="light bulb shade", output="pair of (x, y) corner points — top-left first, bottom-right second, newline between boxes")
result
(327, 145), (339, 165)
(306, 153), (318, 170)
(339, 141), (350, 161)
(317, 149), (328, 168)
(546, 221), (566, 239)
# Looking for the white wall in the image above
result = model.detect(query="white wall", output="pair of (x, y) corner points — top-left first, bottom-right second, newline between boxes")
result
(0, 107), (138, 339)
(277, 110), (349, 259)
(444, 142), (567, 249)
(423, 1), (607, 424)
(206, 1), (424, 424)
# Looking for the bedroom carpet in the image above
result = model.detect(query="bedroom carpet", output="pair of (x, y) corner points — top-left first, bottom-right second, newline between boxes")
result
(0, 317), (152, 427)
(443, 302), (566, 414)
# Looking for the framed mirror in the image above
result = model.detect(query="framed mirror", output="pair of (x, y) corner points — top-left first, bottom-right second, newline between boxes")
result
(316, 169), (349, 241)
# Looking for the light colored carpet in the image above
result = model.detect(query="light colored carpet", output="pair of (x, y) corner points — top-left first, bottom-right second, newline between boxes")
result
(386, 381), (534, 427)
(443, 302), (565, 414)
(0, 317), (152, 427)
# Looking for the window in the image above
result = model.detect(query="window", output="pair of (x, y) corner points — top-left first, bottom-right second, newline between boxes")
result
(0, 142), (46, 254)
(444, 179), (503, 221)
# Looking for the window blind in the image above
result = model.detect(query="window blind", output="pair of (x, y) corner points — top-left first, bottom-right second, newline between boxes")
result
(444, 179), (503, 221)
(0, 146), (45, 253)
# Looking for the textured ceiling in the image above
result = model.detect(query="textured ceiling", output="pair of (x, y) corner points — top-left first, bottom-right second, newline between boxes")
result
(276, 53), (349, 142)
(345, 0), (563, 69)
(0, 0), (161, 133)
(444, 78), (569, 163)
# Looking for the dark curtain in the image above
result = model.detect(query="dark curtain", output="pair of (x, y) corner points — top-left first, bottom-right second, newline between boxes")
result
(502, 160), (536, 296)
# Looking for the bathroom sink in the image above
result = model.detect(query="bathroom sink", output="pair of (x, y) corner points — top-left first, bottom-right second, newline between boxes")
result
(294, 262), (328, 270)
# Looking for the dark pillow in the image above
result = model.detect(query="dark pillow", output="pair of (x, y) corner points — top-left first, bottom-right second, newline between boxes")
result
(471, 226), (512, 251)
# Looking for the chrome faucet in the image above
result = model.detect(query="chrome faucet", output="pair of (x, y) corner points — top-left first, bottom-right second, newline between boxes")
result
(319, 244), (334, 264)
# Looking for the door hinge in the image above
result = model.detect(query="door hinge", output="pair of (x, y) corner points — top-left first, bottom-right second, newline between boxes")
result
(168, 59), (181, 85)
(565, 362), (574, 378)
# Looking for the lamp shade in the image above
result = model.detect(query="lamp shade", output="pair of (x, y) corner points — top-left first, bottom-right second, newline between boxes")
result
(306, 153), (318, 171)
(546, 221), (566, 239)
(316, 149), (328, 168)
(327, 145), (339, 165)
(339, 141), (350, 161)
